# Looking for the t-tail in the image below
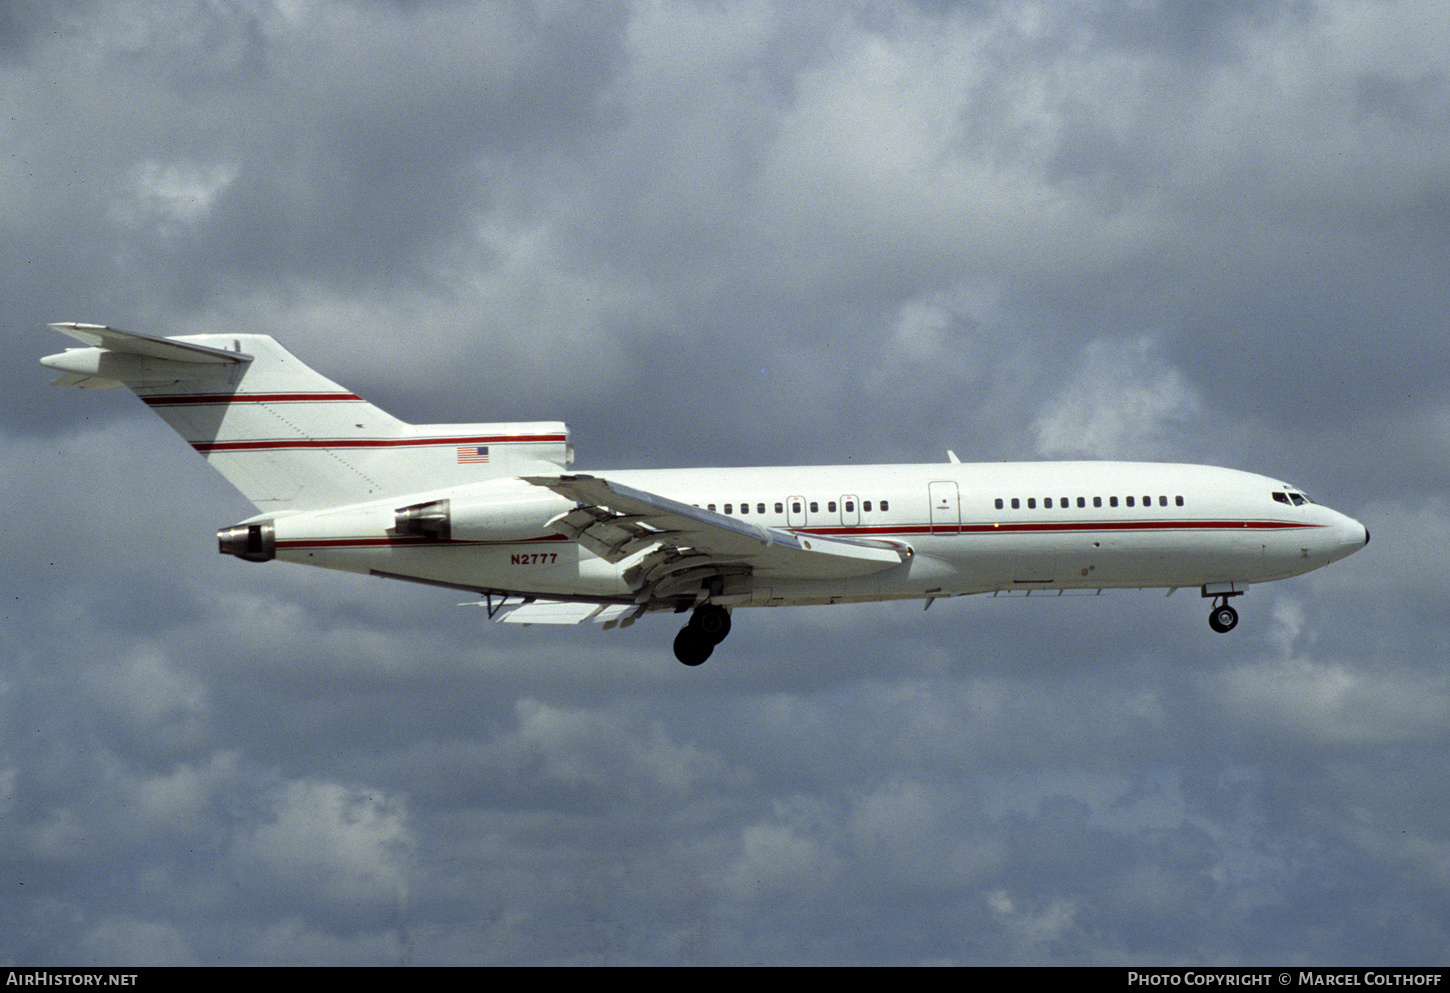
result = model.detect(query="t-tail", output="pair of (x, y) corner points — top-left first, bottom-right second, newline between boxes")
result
(41, 323), (571, 513)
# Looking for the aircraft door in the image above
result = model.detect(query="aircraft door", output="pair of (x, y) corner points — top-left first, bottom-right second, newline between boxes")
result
(787, 496), (806, 528)
(841, 494), (860, 527)
(929, 481), (960, 534)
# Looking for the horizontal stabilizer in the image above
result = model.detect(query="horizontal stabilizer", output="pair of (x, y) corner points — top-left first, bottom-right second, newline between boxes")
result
(47, 323), (251, 364)
(42, 323), (252, 390)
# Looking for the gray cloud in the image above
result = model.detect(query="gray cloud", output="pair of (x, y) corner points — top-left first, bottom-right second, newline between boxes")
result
(3, 0), (1448, 965)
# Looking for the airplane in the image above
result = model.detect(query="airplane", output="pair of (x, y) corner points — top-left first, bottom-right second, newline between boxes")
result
(41, 322), (1370, 666)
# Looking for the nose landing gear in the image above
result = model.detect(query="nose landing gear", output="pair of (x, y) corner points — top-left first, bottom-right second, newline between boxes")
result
(1208, 600), (1239, 633)
(673, 604), (732, 666)
(1203, 584), (1244, 633)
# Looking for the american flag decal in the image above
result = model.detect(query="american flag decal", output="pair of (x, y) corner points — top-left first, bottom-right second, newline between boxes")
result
(456, 445), (490, 463)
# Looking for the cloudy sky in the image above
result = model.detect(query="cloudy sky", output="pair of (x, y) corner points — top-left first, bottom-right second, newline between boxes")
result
(2, 0), (1447, 966)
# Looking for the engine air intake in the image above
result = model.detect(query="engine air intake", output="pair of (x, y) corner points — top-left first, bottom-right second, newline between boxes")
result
(395, 499), (451, 541)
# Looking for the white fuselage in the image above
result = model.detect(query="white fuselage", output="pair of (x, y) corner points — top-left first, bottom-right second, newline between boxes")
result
(262, 461), (1370, 609)
(39, 326), (1370, 647)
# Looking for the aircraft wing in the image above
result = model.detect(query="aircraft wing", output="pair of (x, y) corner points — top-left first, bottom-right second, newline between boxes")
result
(524, 474), (912, 601)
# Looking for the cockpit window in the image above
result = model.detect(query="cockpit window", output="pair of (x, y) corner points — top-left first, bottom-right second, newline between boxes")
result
(1273, 490), (1314, 506)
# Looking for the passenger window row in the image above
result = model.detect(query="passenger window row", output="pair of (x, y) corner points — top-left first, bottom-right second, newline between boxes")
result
(701, 499), (891, 516)
(994, 495), (1185, 511)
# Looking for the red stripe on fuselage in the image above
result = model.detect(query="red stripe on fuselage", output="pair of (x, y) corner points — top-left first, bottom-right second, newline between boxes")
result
(194, 433), (568, 453)
(275, 520), (1318, 553)
(143, 392), (364, 406)
(276, 533), (571, 550)
(796, 519), (1321, 537)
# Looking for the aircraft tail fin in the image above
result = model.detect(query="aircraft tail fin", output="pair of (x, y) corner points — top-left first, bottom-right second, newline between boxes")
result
(41, 323), (572, 513)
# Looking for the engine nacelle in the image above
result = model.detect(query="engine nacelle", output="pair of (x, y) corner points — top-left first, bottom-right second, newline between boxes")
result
(218, 482), (567, 564)
(218, 521), (275, 562)
(393, 488), (568, 543)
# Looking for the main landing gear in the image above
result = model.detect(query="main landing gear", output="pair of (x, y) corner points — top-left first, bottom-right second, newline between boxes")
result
(673, 604), (732, 666)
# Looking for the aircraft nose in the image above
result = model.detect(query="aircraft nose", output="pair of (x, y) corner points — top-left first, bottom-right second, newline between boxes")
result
(1352, 519), (1369, 551)
(1329, 513), (1370, 563)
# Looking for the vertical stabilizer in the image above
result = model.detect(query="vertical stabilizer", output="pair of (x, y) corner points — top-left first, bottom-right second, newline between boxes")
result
(42, 324), (571, 513)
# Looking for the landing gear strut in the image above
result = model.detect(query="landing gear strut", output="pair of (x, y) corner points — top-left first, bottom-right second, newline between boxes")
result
(673, 604), (731, 666)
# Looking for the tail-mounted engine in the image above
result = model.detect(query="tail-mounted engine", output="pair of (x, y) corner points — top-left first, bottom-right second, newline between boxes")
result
(394, 499), (451, 541)
(393, 491), (565, 543)
(218, 521), (275, 562)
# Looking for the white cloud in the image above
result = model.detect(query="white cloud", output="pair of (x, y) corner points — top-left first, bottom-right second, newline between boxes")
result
(75, 915), (199, 966)
(847, 778), (1004, 889)
(722, 796), (843, 900)
(1218, 655), (1450, 746)
(1032, 336), (1203, 458)
(83, 645), (211, 749)
(986, 888), (1081, 951)
(179, 211), (644, 411)
(110, 160), (240, 239)
(231, 778), (413, 905)
(506, 697), (748, 800)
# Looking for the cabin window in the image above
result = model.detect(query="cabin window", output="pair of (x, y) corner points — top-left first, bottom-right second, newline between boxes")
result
(1044, 498), (1053, 509)
(1159, 495), (1168, 506)
(775, 502), (783, 514)
(1110, 497), (1118, 507)
(1176, 496), (1184, 506)
(995, 498), (1004, 510)
(739, 503), (749, 514)
(708, 504), (716, 511)
(1126, 496), (1135, 507)
(792, 501), (802, 514)
(828, 501), (837, 512)
(880, 500), (889, 511)
(1093, 497), (1102, 508)
(810, 502), (819, 513)
(1011, 498), (1020, 510)
(863, 501), (872, 512)
(1077, 497), (1086, 508)
(758, 503), (766, 514)
(1143, 496), (1151, 506)
(1027, 498), (1036, 509)
(724, 504), (733, 514)
(844, 500), (855, 513)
